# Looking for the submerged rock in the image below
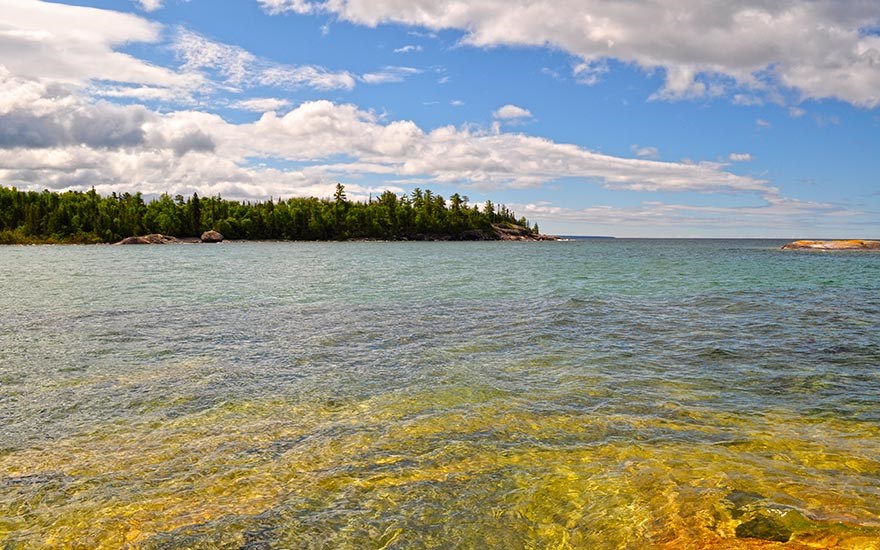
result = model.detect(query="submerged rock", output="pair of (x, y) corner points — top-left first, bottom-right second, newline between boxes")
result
(116, 234), (179, 245)
(200, 230), (224, 243)
(724, 490), (819, 544)
(782, 239), (880, 250)
(735, 515), (793, 542)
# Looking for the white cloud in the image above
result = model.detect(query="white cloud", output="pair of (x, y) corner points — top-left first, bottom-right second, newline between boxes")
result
(493, 104), (532, 120)
(232, 97), (292, 112)
(756, 118), (772, 129)
(135, 0), (164, 12)
(631, 145), (659, 159)
(728, 153), (752, 162)
(450, 100), (465, 107)
(0, 2), (354, 106)
(789, 107), (807, 118)
(257, 0), (315, 15)
(394, 45), (423, 53)
(573, 60), (608, 86)
(209, 101), (770, 194)
(172, 29), (356, 91)
(0, 75), (772, 202)
(514, 194), (866, 237)
(257, 0), (880, 108)
(0, 0), (199, 91)
(360, 66), (421, 84)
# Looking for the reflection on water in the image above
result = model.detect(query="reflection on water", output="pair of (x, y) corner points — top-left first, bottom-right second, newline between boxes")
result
(1, 240), (879, 548)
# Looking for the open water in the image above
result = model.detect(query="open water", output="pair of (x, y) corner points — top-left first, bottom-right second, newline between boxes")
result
(1, 239), (879, 549)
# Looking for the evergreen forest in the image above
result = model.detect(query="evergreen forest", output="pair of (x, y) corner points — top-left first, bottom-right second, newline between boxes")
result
(0, 184), (540, 244)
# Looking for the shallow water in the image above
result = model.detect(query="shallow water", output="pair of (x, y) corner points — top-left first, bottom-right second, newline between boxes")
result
(1, 240), (879, 548)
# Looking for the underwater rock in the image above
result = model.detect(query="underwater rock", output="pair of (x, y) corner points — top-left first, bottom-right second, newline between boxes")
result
(724, 490), (815, 543)
(781, 239), (880, 250)
(200, 230), (224, 243)
(735, 515), (793, 542)
(116, 234), (179, 245)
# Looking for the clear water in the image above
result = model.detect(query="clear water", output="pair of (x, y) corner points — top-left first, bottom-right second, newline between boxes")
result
(1, 240), (879, 549)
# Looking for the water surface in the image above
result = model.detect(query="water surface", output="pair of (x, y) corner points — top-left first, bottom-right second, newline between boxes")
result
(1, 240), (879, 548)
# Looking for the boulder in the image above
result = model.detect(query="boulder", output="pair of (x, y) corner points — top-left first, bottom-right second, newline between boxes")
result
(724, 490), (823, 544)
(735, 515), (793, 543)
(116, 234), (179, 245)
(200, 230), (224, 243)
(782, 239), (880, 250)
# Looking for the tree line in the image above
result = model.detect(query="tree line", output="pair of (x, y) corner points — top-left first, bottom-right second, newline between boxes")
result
(0, 184), (539, 244)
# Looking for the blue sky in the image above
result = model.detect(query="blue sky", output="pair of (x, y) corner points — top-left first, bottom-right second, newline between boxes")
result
(1, 0), (878, 237)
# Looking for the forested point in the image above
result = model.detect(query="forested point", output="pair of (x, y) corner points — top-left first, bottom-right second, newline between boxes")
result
(0, 184), (546, 244)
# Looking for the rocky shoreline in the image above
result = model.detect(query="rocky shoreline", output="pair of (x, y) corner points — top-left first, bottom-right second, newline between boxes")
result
(116, 225), (557, 244)
(781, 239), (880, 250)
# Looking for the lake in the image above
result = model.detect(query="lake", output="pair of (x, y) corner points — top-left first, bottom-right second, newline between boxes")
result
(1, 240), (879, 548)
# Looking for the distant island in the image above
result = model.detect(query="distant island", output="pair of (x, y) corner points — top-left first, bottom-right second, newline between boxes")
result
(0, 184), (556, 244)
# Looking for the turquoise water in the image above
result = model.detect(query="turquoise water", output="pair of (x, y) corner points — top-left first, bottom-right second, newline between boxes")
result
(1, 240), (879, 548)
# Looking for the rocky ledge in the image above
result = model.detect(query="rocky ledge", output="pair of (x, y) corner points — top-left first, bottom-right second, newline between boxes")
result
(782, 239), (880, 250)
(403, 223), (558, 241)
(116, 231), (224, 245)
(491, 223), (558, 241)
(116, 234), (180, 245)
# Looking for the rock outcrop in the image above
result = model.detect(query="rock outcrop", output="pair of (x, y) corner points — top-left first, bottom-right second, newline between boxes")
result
(200, 230), (224, 243)
(491, 223), (558, 241)
(116, 234), (179, 245)
(782, 239), (880, 250)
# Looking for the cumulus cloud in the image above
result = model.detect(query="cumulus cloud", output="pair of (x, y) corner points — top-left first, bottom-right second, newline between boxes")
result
(200, 100), (769, 194)
(0, 79), (218, 161)
(0, 0), (199, 91)
(493, 104), (532, 120)
(0, 73), (770, 201)
(256, 0), (880, 108)
(0, 1), (812, 232)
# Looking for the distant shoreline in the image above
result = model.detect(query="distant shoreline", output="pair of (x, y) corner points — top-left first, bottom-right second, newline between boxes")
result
(0, 185), (550, 245)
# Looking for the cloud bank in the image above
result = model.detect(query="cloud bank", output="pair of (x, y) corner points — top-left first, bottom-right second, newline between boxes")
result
(257, 0), (880, 107)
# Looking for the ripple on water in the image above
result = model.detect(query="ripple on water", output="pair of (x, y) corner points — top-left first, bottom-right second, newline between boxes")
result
(1, 240), (879, 547)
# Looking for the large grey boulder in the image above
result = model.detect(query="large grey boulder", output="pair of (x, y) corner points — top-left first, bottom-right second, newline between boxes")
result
(200, 230), (224, 243)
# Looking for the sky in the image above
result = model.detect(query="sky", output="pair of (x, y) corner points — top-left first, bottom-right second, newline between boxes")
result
(1, 0), (878, 237)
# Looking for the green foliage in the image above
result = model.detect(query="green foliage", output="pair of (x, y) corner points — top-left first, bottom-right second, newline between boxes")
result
(0, 185), (535, 244)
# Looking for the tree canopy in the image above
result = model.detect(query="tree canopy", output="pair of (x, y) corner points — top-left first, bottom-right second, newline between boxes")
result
(0, 185), (540, 244)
